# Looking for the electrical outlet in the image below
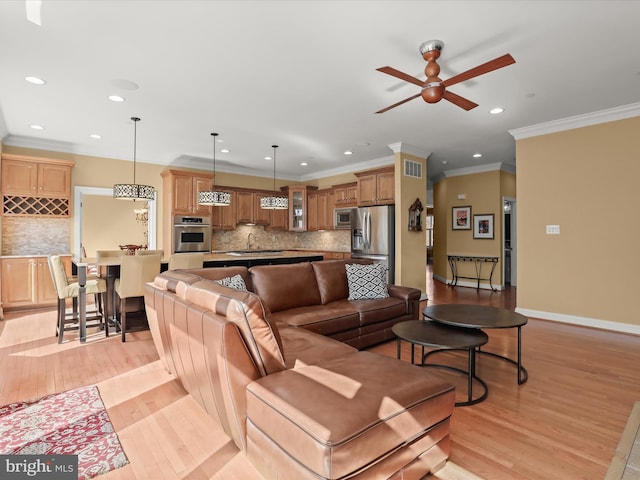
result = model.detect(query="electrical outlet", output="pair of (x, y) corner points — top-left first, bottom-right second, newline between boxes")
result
(546, 225), (560, 235)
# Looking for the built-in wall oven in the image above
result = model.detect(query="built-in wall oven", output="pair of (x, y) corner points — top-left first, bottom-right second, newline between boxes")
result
(173, 215), (211, 253)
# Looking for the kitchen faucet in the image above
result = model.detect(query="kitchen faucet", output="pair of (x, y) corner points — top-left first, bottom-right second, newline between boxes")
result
(247, 232), (256, 250)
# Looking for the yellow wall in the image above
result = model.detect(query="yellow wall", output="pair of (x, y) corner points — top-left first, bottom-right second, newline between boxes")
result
(394, 153), (427, 293)
(516, 116), (640, 327)
(433, 170), (506, 286)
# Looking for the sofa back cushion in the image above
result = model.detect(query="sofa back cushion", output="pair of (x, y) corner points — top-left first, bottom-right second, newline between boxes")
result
(311, 259), (372, 304)
(185, 266), (254, 292)
(184, 279), (286, 376)
(250, 262), (321, 313)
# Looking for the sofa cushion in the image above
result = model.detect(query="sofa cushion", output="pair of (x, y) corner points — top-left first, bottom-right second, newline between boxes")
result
(250, 263), (321, 313)
(270, 304), (360, 336)
(311, 259), (370, 304)
(348, 297), (408, 326)
(246, 351), (455, 479)
(277, 323), (357, 369)
(346, 263), (389, 300)
(186, 266), (254, 292)
(184, 280), (286, 376)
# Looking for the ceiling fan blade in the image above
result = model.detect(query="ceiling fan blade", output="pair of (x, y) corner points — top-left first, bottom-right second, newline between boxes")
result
(376, 66), (425, 87)
(375, 93), (422, 114)
(442, 53), (515, 88)
(443, 90), (478, 111)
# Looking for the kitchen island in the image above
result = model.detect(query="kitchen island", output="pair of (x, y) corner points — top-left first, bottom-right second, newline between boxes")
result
(200, 250), (323, 269)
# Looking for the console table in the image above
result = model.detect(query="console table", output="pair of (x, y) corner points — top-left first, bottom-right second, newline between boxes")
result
(447, 255), (499, 291)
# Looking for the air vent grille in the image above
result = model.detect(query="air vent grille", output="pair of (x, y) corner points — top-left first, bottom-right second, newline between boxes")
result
(404, 159), (422, 178)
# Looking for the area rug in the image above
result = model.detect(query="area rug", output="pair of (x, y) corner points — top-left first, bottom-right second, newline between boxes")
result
(0, 385), (129, 479)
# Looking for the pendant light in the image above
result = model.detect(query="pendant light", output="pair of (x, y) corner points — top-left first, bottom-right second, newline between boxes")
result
(113, 117), (155, 200)
(260, 145), (288, 209)
(198, 132), (231, 206)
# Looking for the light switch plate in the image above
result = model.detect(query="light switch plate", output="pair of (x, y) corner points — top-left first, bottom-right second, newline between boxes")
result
(546, 225), (560, 234)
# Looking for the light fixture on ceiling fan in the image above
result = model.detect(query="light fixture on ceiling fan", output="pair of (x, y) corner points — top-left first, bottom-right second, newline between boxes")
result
(198, 132), (231, 206)
(113, 117), (155, 201)
(260, 145), (288, 210)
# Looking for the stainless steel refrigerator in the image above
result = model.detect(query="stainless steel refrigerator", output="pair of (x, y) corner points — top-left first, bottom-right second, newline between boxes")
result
(351, 205), (395, 283)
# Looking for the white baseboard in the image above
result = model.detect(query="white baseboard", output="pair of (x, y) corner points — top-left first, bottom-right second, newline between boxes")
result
(516, 308), (640, 336)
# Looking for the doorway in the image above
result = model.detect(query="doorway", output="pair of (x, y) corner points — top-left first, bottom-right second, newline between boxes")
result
(73, 186), (157, 258)
(502, 197), (516, 287)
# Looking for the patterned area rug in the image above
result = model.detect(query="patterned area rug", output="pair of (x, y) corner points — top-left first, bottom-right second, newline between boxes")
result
(0, 385), (128, 479)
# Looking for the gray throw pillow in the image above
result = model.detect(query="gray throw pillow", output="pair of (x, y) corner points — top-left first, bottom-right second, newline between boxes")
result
(346, 263), (389, 300)
(215, 274), (248, 291)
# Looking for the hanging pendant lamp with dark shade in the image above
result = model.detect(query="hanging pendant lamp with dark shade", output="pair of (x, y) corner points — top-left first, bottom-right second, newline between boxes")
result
(198, 132), (231, 206)
(260, 145), (288, 209)
(113, 117), (155, 200)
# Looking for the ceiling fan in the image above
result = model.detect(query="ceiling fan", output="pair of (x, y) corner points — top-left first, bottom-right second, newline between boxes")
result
(375, 40), (515, 114)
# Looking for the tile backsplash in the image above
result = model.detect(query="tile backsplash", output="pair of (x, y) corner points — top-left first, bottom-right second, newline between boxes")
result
(213, 225), (350, 252)
(2, 217), (71, 256)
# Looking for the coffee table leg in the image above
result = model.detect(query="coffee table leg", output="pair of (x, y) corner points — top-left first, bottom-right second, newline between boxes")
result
(396, 338), (401, 360)
(467, 348), (474, 403)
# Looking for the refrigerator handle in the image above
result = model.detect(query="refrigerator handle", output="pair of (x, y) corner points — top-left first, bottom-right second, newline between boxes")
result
(363, 212), (368, 249)
(366, 211), (372, 250)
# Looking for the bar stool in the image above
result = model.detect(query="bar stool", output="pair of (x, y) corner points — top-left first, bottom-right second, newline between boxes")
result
(48, 255), (108, 343)
(168, 252), (204, 270)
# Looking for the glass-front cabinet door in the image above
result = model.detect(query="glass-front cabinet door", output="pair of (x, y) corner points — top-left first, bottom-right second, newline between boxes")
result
(288, 186), (306, 231)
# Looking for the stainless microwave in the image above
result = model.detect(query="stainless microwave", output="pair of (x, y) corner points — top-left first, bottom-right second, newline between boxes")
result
(334, 208), (354, 229)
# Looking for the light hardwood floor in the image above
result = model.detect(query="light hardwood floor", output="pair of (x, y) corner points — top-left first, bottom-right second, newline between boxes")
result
(1, 269), (639, 479)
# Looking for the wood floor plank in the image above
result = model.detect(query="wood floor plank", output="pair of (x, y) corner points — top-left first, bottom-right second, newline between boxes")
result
(1, 267), (639, 479)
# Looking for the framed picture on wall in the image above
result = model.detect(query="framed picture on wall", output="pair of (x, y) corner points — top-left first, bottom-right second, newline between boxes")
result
(452, 206), (471, 230)
(473, 214), (494, 239)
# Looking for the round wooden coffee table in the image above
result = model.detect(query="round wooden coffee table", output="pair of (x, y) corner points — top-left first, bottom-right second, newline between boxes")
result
(392, 320), (489, 406)
(423, 304), (528, 384)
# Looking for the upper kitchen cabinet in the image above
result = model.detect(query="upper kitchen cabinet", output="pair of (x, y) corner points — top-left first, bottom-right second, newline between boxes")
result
(211, 189), (237, 231)
(236, 190), (271, 226)
(288, 185), (317, 232)
(355, 166), (395, 206)
(333, 182), (358, 208)
(307, 188), (332, 231)
(161, 170), (213, 216)
(1, 154), (74, 216)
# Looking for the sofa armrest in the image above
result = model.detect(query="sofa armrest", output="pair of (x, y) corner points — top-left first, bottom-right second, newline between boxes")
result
(387, 284), (421, 318)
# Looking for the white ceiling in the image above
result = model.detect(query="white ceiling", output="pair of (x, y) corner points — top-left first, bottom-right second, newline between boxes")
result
(1, 1), (639, 186)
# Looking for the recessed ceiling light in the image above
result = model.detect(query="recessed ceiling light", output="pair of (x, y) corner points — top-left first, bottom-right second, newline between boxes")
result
(300, 162), (308, 166)
(90, 134), (102, 139)
(29, 124), (44, 130)
(344, 150), (353, 155)
(220, 148), (229, 153)
(473, 153), (482, 158)
(489, 107), (504, 114)
(442, 160), (448, 165)
(25, 76), (46, 85)
(264, 156), (272, 161)
(108, 95), (125, 102)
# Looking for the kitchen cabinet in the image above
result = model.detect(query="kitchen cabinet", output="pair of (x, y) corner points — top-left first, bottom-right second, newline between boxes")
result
(267, 202), (289, 231)
(1, 154), (74, 217)
(333, 182), (358, 208)
(307, 188), (332, 231)
(288, 185), (317, 232)
(355, 166), (395, 206)
(161, 170), (213, 216)
(2, 157), (71, 198)
(1, 256), (70, 309)
(236, 191), (271, 226)
(211, 190), (237, 230)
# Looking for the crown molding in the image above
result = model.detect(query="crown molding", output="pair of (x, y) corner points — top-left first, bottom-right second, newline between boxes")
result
(432, 161), (515, 184)
(387, 141), (431, 159)
(509, 102), (640, 140)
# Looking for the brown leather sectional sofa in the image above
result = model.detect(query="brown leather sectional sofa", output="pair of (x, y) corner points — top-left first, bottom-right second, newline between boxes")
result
(144, 260), (455, 479)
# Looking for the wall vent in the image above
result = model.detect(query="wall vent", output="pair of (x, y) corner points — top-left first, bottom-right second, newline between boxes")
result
(404, 159), (422, 178)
